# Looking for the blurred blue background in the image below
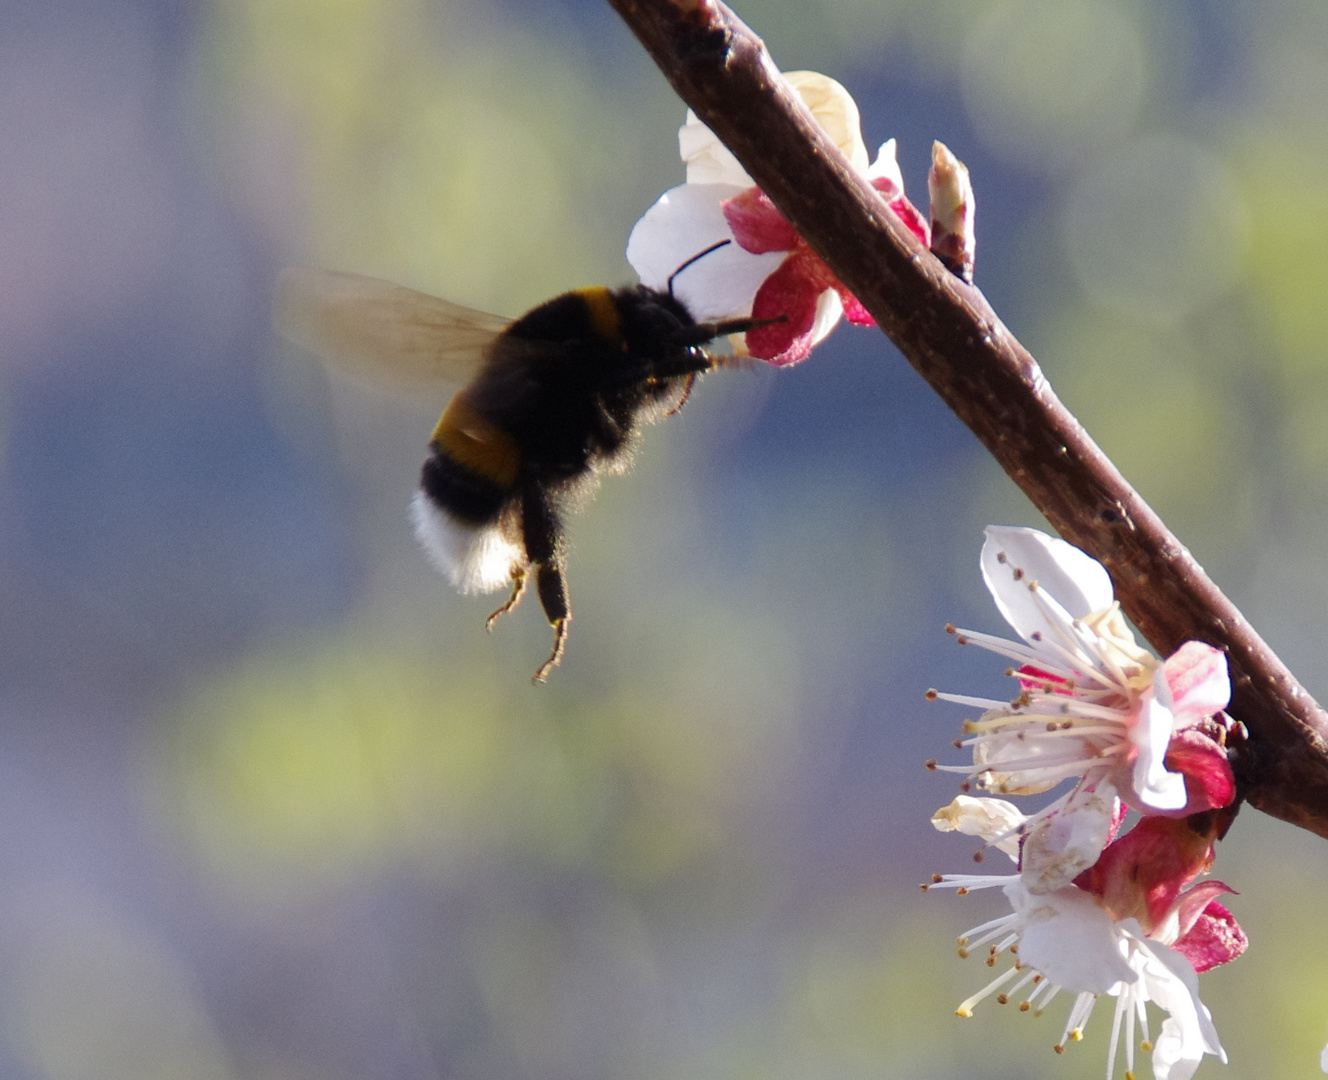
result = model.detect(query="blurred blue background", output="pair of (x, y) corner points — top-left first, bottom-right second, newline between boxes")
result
(2, 0), (1327, 1076)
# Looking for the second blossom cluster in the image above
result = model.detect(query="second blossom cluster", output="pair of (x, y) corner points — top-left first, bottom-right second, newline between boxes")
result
(925, 526), (1247, 1080)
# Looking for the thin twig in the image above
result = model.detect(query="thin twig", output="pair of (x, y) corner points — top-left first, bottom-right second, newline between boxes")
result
(606, 0), (1328, 837)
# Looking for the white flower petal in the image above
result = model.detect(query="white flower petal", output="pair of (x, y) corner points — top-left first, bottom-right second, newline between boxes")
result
(1020, 780), (1118, 893)
(678, 70), (870, 186)
(866, 137), (905, 191)
(1133, 936), (1225, 1080)
(784, 70), (870, 174)
(807, 288), (844, 348)
(931, 795), (1025, 859)
(1005, 884), (1136, 994)
(625, 183), (784, 320)
(941, 867), (1227, 1080)
(679, 113), (753, 186)
(1129, 672), (1188, 812)
(637, 69), (873, 334)
(970, 724), (1074, 796)
(981, 526), (1115, 645)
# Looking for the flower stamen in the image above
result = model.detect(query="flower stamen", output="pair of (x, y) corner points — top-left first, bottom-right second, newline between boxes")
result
(956, 964), (1022, 1018)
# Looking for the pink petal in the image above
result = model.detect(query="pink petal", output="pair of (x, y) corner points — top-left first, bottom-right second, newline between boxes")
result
(865, 148), (931, 246)
(721, 187), (800, 254)
(1163, 728), (1236, 814)
(745, 251), (838, 366)
(1163, 641), (1231, 728)
(1173, 898), (1248, 974)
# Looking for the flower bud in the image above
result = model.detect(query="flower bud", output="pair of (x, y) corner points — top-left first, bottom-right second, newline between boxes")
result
(928, 141), (976, 283)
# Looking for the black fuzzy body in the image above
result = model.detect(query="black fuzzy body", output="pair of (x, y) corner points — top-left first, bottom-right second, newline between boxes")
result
(417, 284), (731, 679)
(468, 285), (712, 494)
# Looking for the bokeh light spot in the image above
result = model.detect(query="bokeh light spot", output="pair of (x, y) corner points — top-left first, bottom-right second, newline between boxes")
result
(1062, 134), (1246, 322)
(963, 0), (1147, 163)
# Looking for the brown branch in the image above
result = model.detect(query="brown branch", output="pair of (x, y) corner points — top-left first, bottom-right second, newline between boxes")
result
(606, 0), (1328, 837)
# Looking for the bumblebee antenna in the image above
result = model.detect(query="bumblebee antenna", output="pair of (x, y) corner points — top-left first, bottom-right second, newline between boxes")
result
(663, 236), (789, 347)
(667, 239), (733, 298)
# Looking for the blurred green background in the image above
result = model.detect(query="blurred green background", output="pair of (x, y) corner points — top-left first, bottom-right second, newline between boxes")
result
(1, 0), (1327, 1077)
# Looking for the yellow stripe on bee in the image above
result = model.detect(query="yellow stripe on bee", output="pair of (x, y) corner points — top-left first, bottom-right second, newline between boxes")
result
(573, 286), (622, 345)
(431, 389), (521, 488)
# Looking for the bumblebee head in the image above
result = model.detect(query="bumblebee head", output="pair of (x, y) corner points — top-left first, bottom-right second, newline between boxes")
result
(616, 287), (703, 357)
(614, 286), (783, 369)
(507, 238), (786, 373)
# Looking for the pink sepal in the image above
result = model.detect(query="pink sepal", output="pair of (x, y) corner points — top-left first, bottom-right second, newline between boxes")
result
(720, 180), (924, 361)
(839, 290), (874, 326)
(1171, 880), (1234, 940)
(1173, 896), (1248, 974)
(874, 179), (930, 246)
(745, 251), (836, 366)
(1075, 815), (1215, 931)
(1164, 727), (1236, 814)
(721, 187), (800, 254)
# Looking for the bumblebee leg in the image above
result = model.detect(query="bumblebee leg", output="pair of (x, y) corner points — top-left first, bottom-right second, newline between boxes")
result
(663, 372), (697, 417)
(532, 608), (569, 684)
(521, 484), (572, 683)
(485, 566), (528, 631)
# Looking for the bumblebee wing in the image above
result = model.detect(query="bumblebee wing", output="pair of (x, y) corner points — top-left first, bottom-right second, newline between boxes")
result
(274, 267), (512, 387)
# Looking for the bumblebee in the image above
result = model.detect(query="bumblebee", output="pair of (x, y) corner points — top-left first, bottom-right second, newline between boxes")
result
(275, 256), (772, 681)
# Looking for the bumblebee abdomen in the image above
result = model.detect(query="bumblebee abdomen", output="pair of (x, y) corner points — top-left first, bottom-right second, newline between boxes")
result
(430, 389), (522, 489)
(410, 487), (523, 595)
(414, 388), (526, 595)
(420, 450), (511, 525)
